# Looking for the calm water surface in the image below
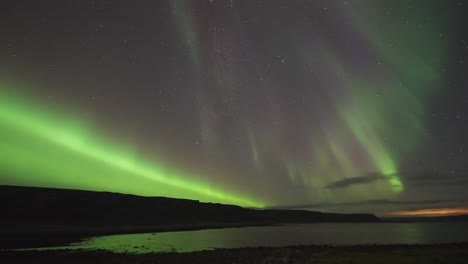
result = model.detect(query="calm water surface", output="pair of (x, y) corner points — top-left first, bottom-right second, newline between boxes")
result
(45, 222), (468, 253)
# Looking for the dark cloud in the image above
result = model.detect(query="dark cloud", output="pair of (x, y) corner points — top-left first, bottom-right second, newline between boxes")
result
(325, 173), (387, 190)
(325, 171), (468, 191)
(268, 199), (463, 210)
(270, 171), (468, 212)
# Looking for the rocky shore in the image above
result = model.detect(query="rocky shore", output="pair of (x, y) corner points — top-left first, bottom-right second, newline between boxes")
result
(1, 243), (467, 264)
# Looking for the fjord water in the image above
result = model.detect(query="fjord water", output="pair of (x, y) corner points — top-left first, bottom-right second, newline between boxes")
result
(58, 223), (468, 253)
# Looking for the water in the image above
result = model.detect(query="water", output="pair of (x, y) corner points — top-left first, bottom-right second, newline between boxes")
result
(39, 222), (468, 253)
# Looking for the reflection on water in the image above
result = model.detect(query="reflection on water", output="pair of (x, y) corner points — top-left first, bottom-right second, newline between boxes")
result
(43, 222), (468, 253)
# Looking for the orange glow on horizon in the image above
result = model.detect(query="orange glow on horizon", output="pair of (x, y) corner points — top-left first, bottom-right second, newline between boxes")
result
(384, 207), (468, 217)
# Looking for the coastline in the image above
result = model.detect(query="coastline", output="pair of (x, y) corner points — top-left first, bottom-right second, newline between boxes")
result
(0, 222), (275, 250)
(3, 220), (467, 250)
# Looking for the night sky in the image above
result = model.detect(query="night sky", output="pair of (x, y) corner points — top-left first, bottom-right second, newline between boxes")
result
(1, 0), (468, 216)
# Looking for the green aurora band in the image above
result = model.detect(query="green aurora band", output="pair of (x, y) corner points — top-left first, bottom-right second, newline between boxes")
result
(0, 84), (264, 208)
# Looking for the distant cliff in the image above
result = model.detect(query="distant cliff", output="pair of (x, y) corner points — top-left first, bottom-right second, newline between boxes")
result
(0, 185), (380, 226)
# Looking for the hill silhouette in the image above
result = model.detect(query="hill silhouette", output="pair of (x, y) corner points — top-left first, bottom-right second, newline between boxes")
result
(0, 185), (379, 226)
(0, 185), (380, 249)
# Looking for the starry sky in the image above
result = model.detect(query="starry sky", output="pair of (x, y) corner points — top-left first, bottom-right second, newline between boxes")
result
(1, 0), (468, 216)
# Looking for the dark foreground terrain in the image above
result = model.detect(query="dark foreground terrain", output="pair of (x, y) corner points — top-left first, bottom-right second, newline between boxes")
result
(0, 185), (378, 249)
(1, 244), (467, 264)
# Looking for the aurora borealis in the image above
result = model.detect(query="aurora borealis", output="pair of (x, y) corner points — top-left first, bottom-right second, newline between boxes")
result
(1, 0), (468, 215)
(0, 86), (262, 207)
